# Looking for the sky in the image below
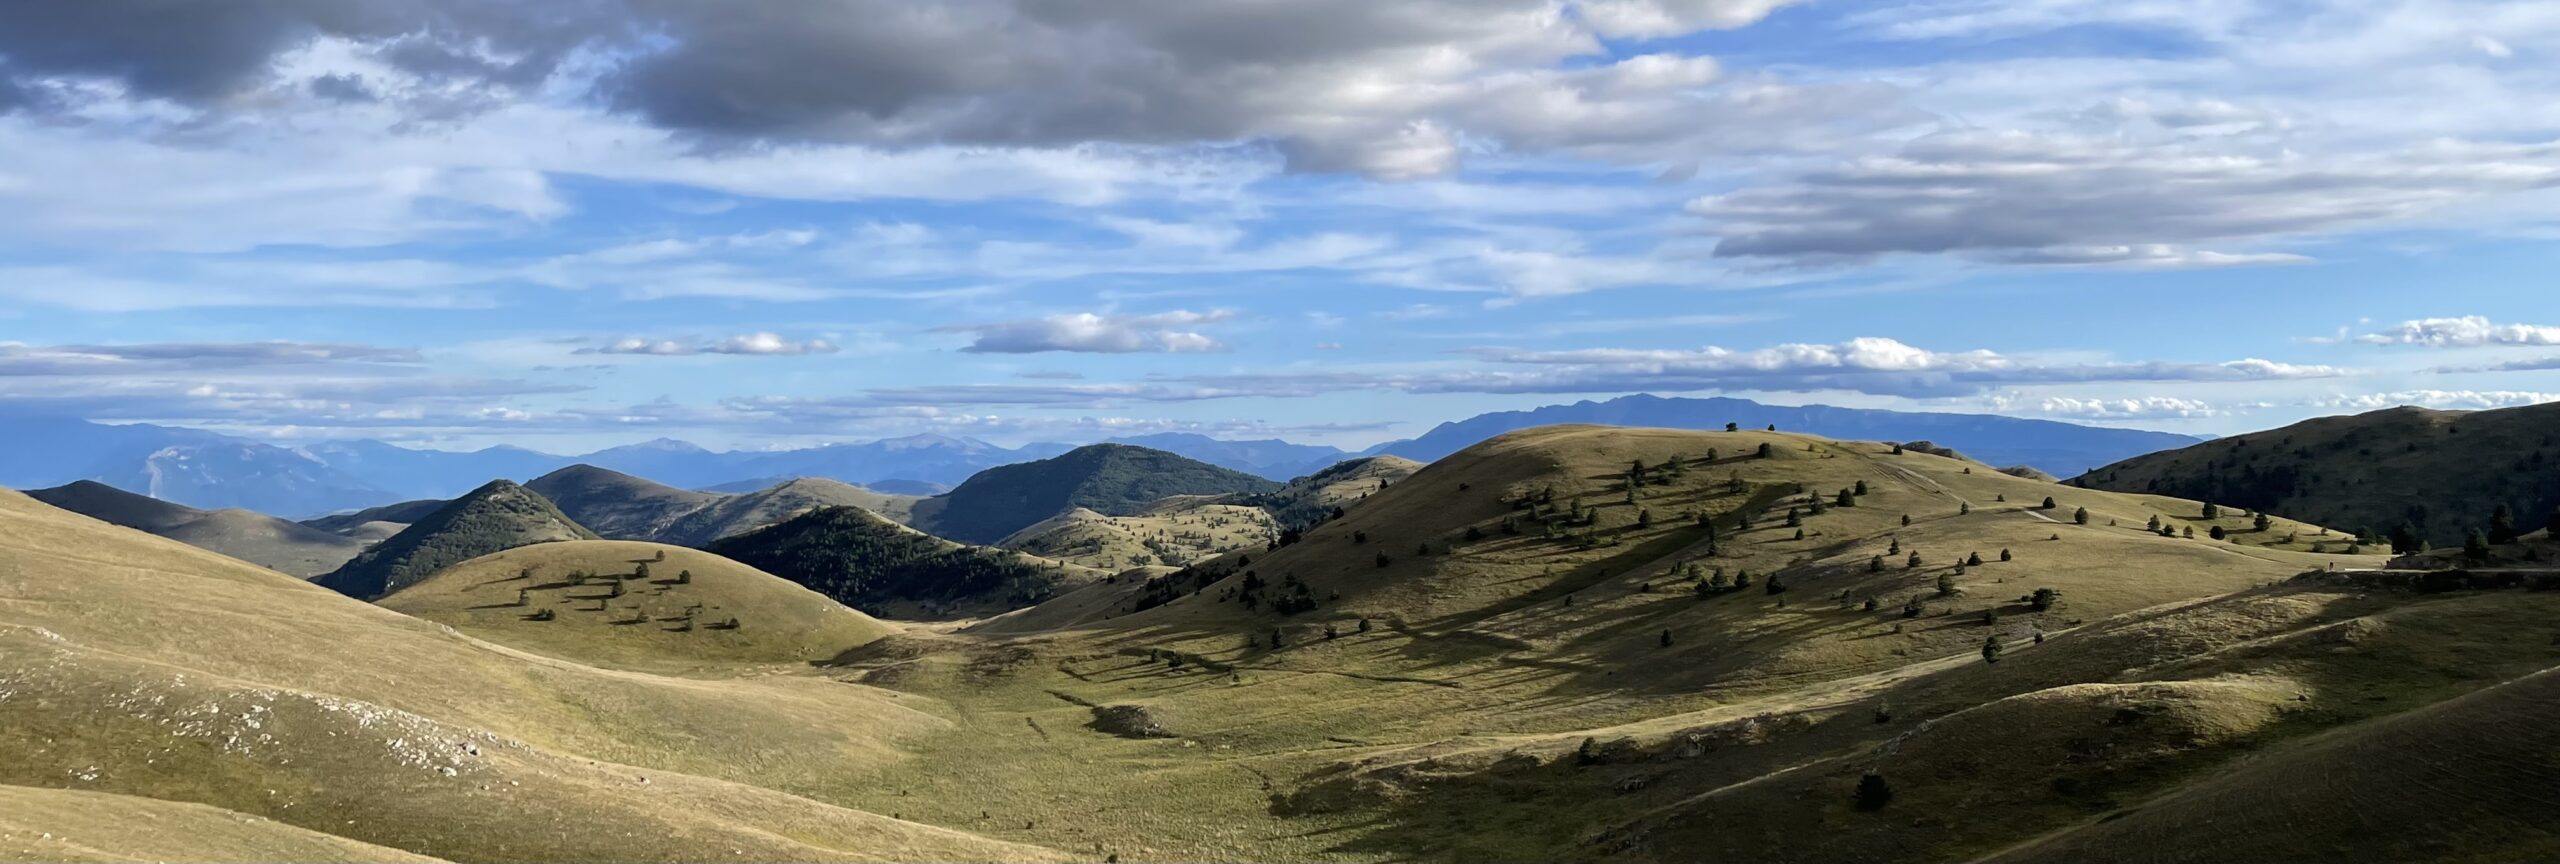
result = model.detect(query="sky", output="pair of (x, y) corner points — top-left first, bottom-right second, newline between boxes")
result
(1, 0), (2557, 453)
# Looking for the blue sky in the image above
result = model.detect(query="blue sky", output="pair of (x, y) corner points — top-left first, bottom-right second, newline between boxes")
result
(1, 0), (2556, 452)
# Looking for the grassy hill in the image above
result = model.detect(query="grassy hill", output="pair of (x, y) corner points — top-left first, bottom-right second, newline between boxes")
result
(380, 540), (896, 672)
(26, 480), (366, 578)
(316, 480), (599, 599)
(2079, 402), (2560, 546)
(0, 785), (448, 863)
(0, 487), (1062, 862)
(524, 464), (726, 541)
(655, 477), (920, 546)
(914, 443), (1282, 544)
(998, 501), (1279, 570)
(707, 505), (1102, 618)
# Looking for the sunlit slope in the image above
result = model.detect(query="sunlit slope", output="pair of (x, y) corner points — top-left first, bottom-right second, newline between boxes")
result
(1091, 426), (2367, 683)
(999, 502), (1278, 570)
(0, 785), (449, 864)
(381, 540), (896, 671)
(0, 488), (1061, 863)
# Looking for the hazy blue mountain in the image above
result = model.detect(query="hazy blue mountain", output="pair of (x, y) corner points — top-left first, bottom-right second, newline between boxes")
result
(1366, 395), (2202, 477)
(1101, 433), (1348, 480)
(0, 416), (392, 517)
(298, 439), (568, 500)
(731, 434), (1045, 489)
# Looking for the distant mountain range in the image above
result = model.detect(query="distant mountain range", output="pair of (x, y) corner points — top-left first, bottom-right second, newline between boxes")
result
(0, 397), (2201, 518)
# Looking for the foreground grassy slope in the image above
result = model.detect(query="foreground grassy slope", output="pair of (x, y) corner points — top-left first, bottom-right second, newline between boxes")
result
(915, 443), (1283, 544)
(381, 540), (896, 672)
(27, 480), (365, 578)
(317, 480), (598, 599)
(2080, 401), (2560, 545)
(0, 488), (1059, 862)
(0, 785), (447, 864)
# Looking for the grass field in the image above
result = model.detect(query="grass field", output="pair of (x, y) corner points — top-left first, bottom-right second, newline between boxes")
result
(12, 424), (2560, 863)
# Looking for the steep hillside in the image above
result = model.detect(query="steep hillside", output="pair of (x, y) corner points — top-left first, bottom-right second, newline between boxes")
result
(707, 506), (1101, 617)
(656, 477), (921, 546)
(917, 443), (1283, 544)
(316, 480), (599, 599)
(0, 487), (1064, 863)
(2080, 402), (2560, 545)
(524, 463), (726, 541)
(1372, 394), (2201, 477)
(26, 480), (365, 577)
(381, 540), (896, 671)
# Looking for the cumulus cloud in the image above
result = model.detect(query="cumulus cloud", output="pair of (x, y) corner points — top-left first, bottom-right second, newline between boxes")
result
(2306, 390), (2560, 411)
(1456, 337), (2347, 398)
(2355, 316), (2560, 347)
(582, 332), (841, 356)
(938, 310), (1234, 354)
(1988, 394), (2235, 420)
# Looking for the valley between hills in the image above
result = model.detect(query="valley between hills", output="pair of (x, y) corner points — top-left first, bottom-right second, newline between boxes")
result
(6, 406), (2560, 863)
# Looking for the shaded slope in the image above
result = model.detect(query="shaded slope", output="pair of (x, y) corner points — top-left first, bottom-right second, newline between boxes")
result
(317, 480), (598, 599)
(26, 480), (365, 578)
(382, 540), (896, 671)
(707, 506), (1099, 617)
(918, 443), (1282, 544)
(1233, 454), (1423, 529)
(523, 463), (724, 540)
(301, 498), (447, 536)
(2079, 401), (2560, 545)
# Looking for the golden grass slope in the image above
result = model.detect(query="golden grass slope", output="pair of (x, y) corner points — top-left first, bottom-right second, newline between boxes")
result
(0, 488), (1061, 862)
(0, 785), (448, 864)
(381, 540), (896, 672)
(999, 502), (1278, 570)
(653, 477), (921, 546)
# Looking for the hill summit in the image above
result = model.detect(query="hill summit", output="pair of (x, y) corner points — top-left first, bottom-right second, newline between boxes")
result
(916, 443), (1282, 544)
(317, 480), (598, 599)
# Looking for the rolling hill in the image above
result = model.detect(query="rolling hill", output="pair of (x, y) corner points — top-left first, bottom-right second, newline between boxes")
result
(25, 480), (366, 577)
(1369, 394), (2202, 478)
(706, 506), (1102, 617)
(2079, 401), (2560, 546)
(316, 480), (599, 600)
(654, 477), (921, 546)
(914, 443), (1284, 544)
(380, 540), (897, 671)
(524, 463), (726, 540)
(0, 486), (1066, 863)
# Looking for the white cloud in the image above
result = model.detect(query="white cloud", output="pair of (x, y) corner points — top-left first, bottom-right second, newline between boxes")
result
(583, 333), (842, 356)
(2307, 390), (2560, 410)
(1991, 394), (2234, 419)
(2355, 316), (2560, 347)
(937, 310), (1236, 354)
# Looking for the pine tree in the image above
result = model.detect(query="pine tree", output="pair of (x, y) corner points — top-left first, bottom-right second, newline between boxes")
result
(634, 562), (651, 581)
(1870, 555), (1885, 572)
(2547, 508), (2560, 538)
(1936, 572), (1957, 596)
(2203, 502), (2221, 519)
(1966, 551), (1984, 566)
(2254, 512), (2274, 533)
(675, 569), (692, 585)
(1981, 635), (2004, 663)
(2490, 503), (2519, 545)
(1854, 773), (1893, 810)
(2029, 587), (2061, 611)
(1999, 548), (2012, 562)
(2041, 496), (2057, 510)
(1659, 629), (1673, 648)
(2466, 528), (2494, 563)
(1757, 442), (1774, 459)
(1855, 480), (1870, 496)
(2074, 506), (2090, 525)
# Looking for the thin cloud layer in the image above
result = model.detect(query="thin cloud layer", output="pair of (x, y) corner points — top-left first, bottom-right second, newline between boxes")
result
(583, 333), (841, 356)
(939, 310), (1234, 354)
(2356, 316), (2560, 348)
